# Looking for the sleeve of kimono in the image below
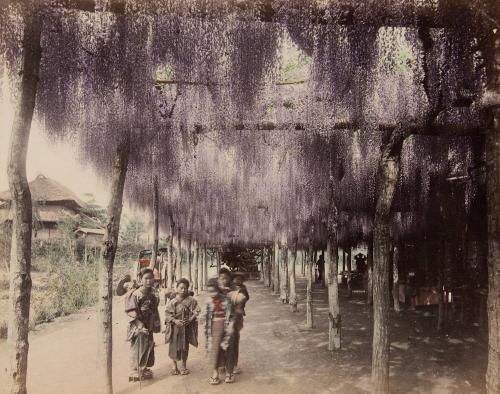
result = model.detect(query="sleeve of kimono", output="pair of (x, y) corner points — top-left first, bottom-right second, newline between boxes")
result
(124, 291), (139, 321)
(190, 298), (201, 319)
(164, 299), (176, 324)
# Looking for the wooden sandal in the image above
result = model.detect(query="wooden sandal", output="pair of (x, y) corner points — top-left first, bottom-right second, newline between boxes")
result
(225, 373), (235, 383)
(171, 368), (180, 376)
(181, 369), (190, 375)
(208, 377), (220, 385)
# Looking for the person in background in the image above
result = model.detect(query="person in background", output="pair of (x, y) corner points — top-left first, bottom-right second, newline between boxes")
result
(165, 278), (200, 376)
(205, 278), (235, 385)
(124, 268), (161, 382)
(230, 272), (249, 375)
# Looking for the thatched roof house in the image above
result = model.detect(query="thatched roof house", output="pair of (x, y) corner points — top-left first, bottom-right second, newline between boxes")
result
(0, 174), (102, 239)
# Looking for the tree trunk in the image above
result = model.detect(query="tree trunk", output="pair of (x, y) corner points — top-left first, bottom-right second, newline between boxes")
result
(367, 241), (373, 305)
(327, 237), (341, 350)
(98, 133), (130, 394)
(6, 8), (42, 394)
(187, 237), (193, 288)
(486, 25), (500, 394)
(193, 241), (199, 295)
(273, 241), (280, 295)
(346, 246), (352, 298)
(168, 224), (175, 289)
(371, 127), (407, 394)
(267, 247), (272, 287)
(216, 249), (221, 273)
(280, 244), (289, 303)
(289, 242), (298, 312)
(301, 250), (306, 277)
(176, 227), (182, 279)
(149, 175), (159, 272)
(392, 244), (401, 313)
(306, 242), (314, 329)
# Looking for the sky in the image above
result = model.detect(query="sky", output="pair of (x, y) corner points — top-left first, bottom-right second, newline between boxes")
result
(0, 75), (110, 207)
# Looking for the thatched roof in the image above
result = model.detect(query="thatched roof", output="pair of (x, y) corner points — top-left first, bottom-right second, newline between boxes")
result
(0, 174), (86, 210)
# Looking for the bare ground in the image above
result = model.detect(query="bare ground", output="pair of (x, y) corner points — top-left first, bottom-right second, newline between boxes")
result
(0, 277), (487, 394)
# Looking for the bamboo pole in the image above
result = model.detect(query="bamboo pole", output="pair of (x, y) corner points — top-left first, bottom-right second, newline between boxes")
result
(193, 240), (199, 295)
(187, 236), (193, 288)
(167, 223), (175, 289)
(149, 175), (159, 272)
(327, 236), (341, 350)
(273, 240), (280, 295)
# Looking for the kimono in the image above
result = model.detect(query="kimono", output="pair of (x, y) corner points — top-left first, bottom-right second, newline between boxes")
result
(228, 286), (249, 368)
(205, 295), (235, 372)
(164, 295), (200, 361)
(125, 287), (161, 373)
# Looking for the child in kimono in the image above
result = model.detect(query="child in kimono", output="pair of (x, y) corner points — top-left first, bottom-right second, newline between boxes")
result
(165, 278), (200, 375)
(205, 278), (235, 385)
(125, 268), (161, 381)
(230, 272), (249, 375)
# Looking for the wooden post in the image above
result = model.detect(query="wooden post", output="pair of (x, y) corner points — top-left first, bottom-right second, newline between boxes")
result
(327, 236), (341, 350)
(367, 241), (373, 305)
(176, 227), (182, 279)
(346, 246), (352, 298)
(392, 244), (401, 313)
(289, 241), (298, 312)
(260, 248), (265, 283)
(193, 240), (199, 295)
(216, 249), (221, 273)
(267, 247), (273, 288)
(97, 133), (130, 394)
(149, 175), (159, 271)
(306, 241), (314, 329)
(187, 236), (193, 288)
(6, 7), (41, 394)
(280, 243), (289, 303)
(167, 223), (175, 289)
(273, 240), (280, 295)
(301, 250), (305, 276)
(371, 126), (408, 394)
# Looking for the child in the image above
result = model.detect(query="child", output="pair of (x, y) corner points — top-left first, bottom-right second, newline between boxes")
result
(229, 272), (249, 375)
(165, 278), (200, 375)
(205, 278), (235, 385)
(125, 268), (161, 381)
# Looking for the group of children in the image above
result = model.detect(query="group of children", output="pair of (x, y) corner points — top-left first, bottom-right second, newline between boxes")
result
(124, 267), (249, 385)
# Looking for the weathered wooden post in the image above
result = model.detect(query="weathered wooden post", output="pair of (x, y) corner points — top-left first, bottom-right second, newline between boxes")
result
(193, 240), (199, 295)
(168, 222), (175, 288)
(280, 240), (289, 303)
(367, 241), (373, 305)
(306, 239), (314, 329)
(392, 244), (401, 313)
(289, 241), (298, 312)
(6, 5), (42, 394)
(187, 235), (193, 287)
(273, 240), (280, 295)
(149, 175), (159, 272)
(176, 227), (182, 279)
(346, 245), (352, 298)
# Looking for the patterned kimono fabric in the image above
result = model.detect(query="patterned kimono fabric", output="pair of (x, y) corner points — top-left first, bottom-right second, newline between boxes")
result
(125, 287), (161, 373)
(205, 295), (235, 373)
(229, 286), (249, 368)
(165, 295), (200, 360)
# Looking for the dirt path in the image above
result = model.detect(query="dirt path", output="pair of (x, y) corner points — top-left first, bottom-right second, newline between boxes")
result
(0, 278), (487, 394)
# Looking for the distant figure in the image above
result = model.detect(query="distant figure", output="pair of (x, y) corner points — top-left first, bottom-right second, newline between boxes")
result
(406, 269), (418, 310)
(316, 254), (325, 283)
(205, 278), (235, 385)
(165, 278), (200, 376)
(124, 268), (161, 381)
(354, 253), (367, 274)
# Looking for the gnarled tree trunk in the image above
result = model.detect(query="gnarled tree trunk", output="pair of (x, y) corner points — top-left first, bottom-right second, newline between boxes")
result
(98, 133), (130, 394)
(485, 23), (500, 394)
(371, 127), (407, 394)
(7, 7), (42, 394)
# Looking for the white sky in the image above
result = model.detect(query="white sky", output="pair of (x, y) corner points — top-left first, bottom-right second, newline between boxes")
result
(0, 76), (110, 207)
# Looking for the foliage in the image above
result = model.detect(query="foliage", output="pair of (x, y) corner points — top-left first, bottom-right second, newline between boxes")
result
(120, 215), (145, 244)
(220, 244), (260, 272)
(81, 193), (107, 224)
